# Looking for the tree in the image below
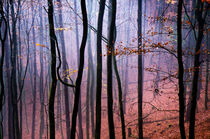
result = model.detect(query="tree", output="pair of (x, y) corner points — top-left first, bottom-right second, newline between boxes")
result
(73, 1), (84, 138)
(47, 0), (58, 138)
(189, 1), (209, 138)
(9, 0), (21, 138)
(70, 0), (88, 138)
(0, 1), (7, 138)
(107, 0), (116, 138)
(113, 49), (126, 139)
(177, 0), (186, 138)
(137, 0), (143, 138)
(95, 0), (106, 138)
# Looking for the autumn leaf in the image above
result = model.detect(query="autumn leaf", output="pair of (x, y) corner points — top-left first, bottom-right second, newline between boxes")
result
(165, 0), (177, 4)
(36, 43), (48, 48)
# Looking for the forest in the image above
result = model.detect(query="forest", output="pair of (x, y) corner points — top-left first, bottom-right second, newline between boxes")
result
(0, 0), (209, 139)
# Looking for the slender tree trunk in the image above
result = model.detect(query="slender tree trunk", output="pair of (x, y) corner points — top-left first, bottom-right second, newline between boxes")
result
(0, 2), (7, 138)
(107, 0), (116, 138)
(73, 1), (84, 138)
(95, 0), (106, 138)
(5, 5), (13, 137)
(137, 0), (143, 138)
(185, 0), (196, 122)
(70, 0), (88, 138)
(113, 54), (126, 139)
(10, 0), (20, 138)
(47, 0), (58, 138)
(189, 1), (207, 138)
(177, 0), (186, 138)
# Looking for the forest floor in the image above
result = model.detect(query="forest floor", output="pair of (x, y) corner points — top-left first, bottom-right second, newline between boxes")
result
(144, 109), (210, 139)
(8, 78), (209, 139)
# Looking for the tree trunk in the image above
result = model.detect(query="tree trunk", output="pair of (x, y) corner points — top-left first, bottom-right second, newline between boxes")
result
(113, 54), (126, 139)
(177, 0), (186, 138)
(107, 0), (116, 138)
(95, 0), (106, 138)
(73, 1), (84, 138)
(9, 0), (20, 138)
(137, 0), (143, 138)
(5, 5), (13, 137)
(70, 0), (88, 138)
(189, 1), (207, 138)
(47, 0), (58, 138)
(0, 2), (7, 138)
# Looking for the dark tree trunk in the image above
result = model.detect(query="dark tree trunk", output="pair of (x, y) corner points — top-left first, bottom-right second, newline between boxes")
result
(95, 0), (106, 138)
(137, 0), (143, 138)
(73, 1), (84, 138)
(189, 1), (207, 138)
(107, 0), (116, 138)
(185, 0), (196, 122)
(9, 0), (20, 138)
(47, 0), (58, 138)
(177, 0), (186, 138)
(70, 0), (88, 138)
(113, 53), (126, 139)
(0, 2), (7, 138)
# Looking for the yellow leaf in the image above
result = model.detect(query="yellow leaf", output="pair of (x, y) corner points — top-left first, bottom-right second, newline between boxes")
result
(166, 0), (176, 4)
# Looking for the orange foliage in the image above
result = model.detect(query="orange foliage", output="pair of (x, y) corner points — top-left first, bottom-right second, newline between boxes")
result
(201, 0), (210, 4)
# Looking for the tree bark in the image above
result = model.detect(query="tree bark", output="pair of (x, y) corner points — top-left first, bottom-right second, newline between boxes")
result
(95, 0), (106, 138)
(137, 0), (143, 138)
(0, 2), (7, 138)
(107, 0), (116, 138)
(47, 0), (58, 138)
(189, 1), (208, 138)
(70, 0), (88, 138)
(9, 0), (20, 138)
(177, 0), (186, 138)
